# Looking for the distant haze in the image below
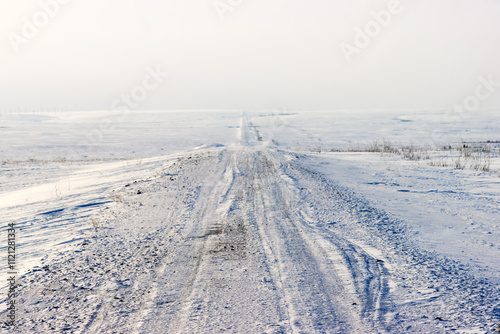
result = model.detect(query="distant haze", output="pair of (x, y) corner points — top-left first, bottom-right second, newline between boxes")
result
(1, 0), (500, 112)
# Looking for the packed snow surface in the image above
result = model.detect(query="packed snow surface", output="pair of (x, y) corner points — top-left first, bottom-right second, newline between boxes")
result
(1, 110), (499, 333)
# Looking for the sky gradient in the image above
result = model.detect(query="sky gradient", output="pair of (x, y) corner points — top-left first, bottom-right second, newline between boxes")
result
(1, 0), (500, 112)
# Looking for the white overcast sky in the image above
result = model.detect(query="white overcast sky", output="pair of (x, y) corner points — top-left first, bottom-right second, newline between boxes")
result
(1, 0), (499, 111)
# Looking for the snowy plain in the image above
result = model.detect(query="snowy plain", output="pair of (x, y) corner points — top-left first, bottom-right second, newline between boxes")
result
(0, 109), (499, 333)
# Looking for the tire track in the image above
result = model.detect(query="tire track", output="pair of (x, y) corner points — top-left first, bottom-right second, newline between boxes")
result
(274, 150), (396, 330)
(163, 152), (237, 333)
(253, 151), (359, 333)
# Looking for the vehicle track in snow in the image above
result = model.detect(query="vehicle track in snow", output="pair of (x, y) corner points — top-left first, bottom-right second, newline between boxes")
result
(138, 148), (392, 333)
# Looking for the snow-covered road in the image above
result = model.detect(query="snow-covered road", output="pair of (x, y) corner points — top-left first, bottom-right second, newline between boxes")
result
(2, 115), (498, 333)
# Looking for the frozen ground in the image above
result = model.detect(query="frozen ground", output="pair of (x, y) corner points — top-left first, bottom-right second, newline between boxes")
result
(0, 110), (499, 333)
